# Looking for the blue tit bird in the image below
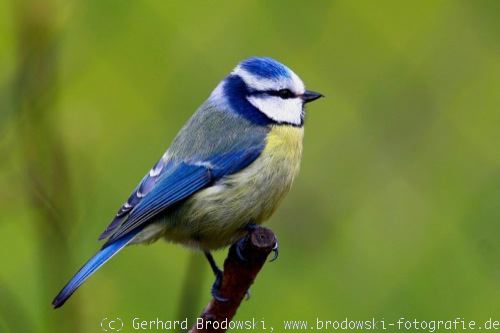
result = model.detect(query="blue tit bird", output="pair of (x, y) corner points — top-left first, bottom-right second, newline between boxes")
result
(52, 56), (323, 308)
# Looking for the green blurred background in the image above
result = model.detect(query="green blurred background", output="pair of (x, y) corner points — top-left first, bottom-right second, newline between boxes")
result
(1, 0), (499, 332)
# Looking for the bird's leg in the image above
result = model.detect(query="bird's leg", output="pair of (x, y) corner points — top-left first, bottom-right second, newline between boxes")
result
(235, 222), (257, 262)
(204, 251), (228, 302)
(204, 250), (221, 276)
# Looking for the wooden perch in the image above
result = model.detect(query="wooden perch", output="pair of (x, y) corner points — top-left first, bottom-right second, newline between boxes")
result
(189, 226), (277, 333)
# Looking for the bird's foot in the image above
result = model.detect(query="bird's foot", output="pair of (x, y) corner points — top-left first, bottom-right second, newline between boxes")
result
(236, 224), (279, 263)
(243, 223), (258, 232)
(234, 224), (278, 301)
(270, 239), (279, 262)
(235, 236), (248, 262)
(211, 269), (228, 302)
(235, 223), (258, 262)
(204, 251), (228, 302)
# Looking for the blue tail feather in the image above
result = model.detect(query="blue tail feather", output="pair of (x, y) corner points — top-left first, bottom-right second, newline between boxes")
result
(52, 228), (141, 308)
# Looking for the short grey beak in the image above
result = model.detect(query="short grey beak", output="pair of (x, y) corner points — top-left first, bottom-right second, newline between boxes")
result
(302, 90), (324, 103)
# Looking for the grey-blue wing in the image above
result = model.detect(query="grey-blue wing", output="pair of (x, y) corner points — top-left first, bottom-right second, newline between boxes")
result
(99, 101), (269, 244)
(99, 157), (167, 240)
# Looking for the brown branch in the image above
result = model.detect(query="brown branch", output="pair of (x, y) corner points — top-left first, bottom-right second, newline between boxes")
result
(189, 226), (277, 333)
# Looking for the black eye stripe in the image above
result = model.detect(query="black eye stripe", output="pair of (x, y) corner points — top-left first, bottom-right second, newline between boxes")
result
(249, 88), (296, 99)
(274, 89), (295, 99)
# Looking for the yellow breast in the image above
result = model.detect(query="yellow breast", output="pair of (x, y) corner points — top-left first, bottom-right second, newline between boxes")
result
(264, 125), (304, 161)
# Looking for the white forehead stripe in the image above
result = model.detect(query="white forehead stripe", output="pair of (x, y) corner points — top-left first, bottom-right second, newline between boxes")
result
(232, 65), (305, 94)
(247, 95), (303, 126)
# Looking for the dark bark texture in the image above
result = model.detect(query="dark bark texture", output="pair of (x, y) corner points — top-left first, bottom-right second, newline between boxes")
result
(189, 226), (277, 333)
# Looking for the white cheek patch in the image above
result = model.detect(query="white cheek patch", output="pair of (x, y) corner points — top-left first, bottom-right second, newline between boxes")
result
(247, 96), (303, 126)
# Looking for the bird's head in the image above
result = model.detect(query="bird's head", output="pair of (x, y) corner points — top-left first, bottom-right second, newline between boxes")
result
(211, 57), (323, 127)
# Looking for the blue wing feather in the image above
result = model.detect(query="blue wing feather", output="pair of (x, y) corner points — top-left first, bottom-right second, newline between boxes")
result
(99, 156), (168, 240)
(102, 146), (264, 245)
(52, 226), (144, 308)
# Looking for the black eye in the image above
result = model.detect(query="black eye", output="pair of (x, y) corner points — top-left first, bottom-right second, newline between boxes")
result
(276, 89), (295, 99)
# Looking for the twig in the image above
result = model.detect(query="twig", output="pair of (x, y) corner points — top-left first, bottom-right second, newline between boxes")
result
(189, 226), (277, 333)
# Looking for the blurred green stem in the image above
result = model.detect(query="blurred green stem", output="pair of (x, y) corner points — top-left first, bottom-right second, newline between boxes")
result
(0, 281), (33, 333)
(176, 251), (207, 331)
(13, 1), (81, 332)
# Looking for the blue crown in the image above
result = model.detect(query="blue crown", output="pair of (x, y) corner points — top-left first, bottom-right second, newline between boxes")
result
(239, 57), (291, 80)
